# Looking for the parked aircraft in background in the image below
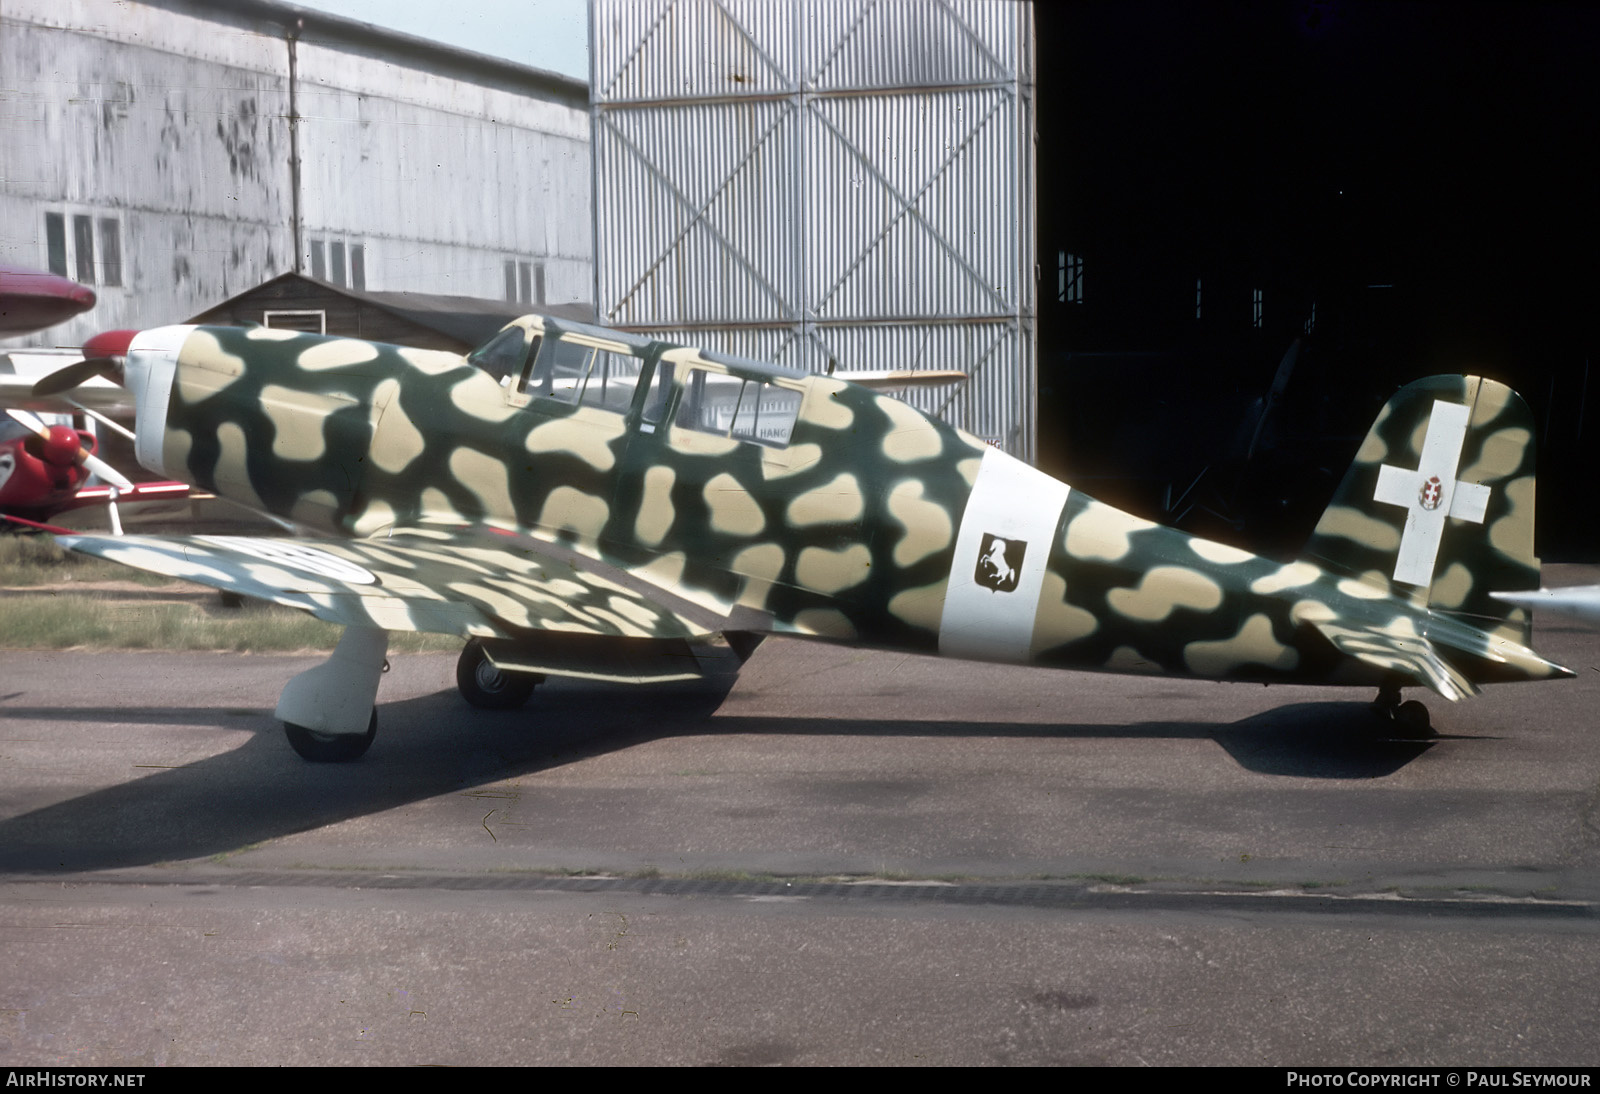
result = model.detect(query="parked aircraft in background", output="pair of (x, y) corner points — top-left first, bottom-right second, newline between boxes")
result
(0, 268), (188, 530)
(0, 406), (188, 533)
(0, 264), (95, 336)
(30, 319), (1572, 760)
(1493, 585), (1600, 626)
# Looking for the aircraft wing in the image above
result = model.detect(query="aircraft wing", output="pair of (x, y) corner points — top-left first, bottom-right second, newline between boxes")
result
(55, 532), (716, 643)
(1303, 618), (1480, 701)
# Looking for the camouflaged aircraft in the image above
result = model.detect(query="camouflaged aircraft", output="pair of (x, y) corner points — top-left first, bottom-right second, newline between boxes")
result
(30, 319), (1573, 760)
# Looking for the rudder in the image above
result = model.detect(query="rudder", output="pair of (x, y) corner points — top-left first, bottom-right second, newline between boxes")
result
(1302, 375), (1540, 641)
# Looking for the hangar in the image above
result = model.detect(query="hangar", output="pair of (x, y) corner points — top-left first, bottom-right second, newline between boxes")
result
(0, 0), (592, 352)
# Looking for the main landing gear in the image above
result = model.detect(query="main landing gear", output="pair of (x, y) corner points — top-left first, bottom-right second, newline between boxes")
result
(456, 638), (543, 710)
(1372, 682), (1434, 737)
(276, 625), (388, 762)
(271, 632), (546, 761)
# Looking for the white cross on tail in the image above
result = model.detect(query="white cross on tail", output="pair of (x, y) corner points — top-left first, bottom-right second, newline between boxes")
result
(1373, 399), (1491, 587)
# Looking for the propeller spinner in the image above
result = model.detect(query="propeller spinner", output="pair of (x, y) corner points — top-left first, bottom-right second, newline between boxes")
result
(29, 328), (138, 398)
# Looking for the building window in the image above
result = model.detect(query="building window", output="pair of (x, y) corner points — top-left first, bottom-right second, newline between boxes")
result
(263, 310), (326, 334)
(98, 219), (122, 288)
(1195, 278), (1202, 320)
(44, 209), (122, 286)
(72, 215), (95, 285)
(309, 236), (365, 289)
(1252, 288), (1264, 329)
(505, 258), (546, 306)
(1058, 251), (1083, 304)
(45, 213), (67, 277)
(329, 241), (346, 288)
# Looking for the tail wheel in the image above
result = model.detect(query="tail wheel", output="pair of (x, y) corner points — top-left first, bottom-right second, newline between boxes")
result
(284, 709), (377, 762)
(457, 638), (541, 710)
(1392, 700), (1435, 737)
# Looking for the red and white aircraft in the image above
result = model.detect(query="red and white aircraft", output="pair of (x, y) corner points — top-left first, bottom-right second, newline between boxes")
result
(1, 271), (189, 532)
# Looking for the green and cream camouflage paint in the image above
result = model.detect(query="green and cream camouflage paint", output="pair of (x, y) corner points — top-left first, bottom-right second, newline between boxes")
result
(57, 318), (1572, 749)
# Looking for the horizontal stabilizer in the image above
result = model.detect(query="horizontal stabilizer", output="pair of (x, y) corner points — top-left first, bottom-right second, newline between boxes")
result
(1306, 619), (1479, 701)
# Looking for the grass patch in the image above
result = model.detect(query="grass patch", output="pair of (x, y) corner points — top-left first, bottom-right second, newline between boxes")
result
(0, 534), (173, 587)
(2, 536), (460, 653)
(0, 593), (461, 653)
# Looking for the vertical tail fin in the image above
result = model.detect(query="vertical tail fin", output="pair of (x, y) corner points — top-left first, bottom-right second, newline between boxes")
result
(1302, 375), (1540, 641)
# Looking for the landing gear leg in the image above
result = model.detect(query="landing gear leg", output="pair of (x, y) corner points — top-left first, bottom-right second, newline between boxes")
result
(1372, 682), (1403, 714)
(1371, 680), (1433, 737)
(276, 626), (389, 761)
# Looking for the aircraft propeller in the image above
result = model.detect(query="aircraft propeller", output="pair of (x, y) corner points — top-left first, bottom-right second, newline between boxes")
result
(29, 329), (138, 398)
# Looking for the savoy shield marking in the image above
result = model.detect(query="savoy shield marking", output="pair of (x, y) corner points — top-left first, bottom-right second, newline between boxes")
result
(1420, 475), (1443, 511)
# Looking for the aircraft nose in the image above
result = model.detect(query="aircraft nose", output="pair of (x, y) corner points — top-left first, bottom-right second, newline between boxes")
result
(30, 325), (194, 476)
(82, 328), (138, 361)
(120, 325), (196, 476)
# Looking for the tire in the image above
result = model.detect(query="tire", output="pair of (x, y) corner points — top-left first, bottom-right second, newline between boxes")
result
(284, 709), (377, 762)
(457, 638), (540, 710)
(1393, 699), (1434, 737)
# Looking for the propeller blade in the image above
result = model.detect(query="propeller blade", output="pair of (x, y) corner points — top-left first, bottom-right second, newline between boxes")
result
(81, 450), (134, 491)
(30, 357), (121, 397)
(5, 406), (49, 437)
(63, 399), (138, 443)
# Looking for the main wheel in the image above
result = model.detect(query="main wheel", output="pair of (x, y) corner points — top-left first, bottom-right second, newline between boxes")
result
(457, 638), (541, 710)
(284, 709), (377, 762)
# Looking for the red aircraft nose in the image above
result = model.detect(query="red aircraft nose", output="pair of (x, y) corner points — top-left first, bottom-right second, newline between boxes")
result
(82, 329), (139, 360)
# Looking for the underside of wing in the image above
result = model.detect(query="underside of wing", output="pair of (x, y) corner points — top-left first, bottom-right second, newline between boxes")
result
(56, 531), (715, 644)
(1306, 618), (1480, 701)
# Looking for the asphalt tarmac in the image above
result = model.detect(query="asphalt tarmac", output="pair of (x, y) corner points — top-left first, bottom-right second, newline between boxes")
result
(1, 565), (1596, 1065)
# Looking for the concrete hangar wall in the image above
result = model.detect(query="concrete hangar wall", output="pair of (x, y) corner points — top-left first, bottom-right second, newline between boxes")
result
(0, 0), (591, 351)
(590, 0), (1038, 460)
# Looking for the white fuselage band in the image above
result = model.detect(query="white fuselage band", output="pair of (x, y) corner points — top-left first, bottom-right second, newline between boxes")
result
(938, 446), (1072, 664)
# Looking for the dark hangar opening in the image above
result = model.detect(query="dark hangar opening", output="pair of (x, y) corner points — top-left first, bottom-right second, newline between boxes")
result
(1033, 0), (1600, 559)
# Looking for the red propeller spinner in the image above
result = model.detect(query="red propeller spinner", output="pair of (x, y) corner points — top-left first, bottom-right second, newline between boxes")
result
(80, 329), (139, 360)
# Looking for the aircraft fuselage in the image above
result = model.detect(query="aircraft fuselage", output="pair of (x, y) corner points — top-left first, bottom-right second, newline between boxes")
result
(136, 322), (1563, 692)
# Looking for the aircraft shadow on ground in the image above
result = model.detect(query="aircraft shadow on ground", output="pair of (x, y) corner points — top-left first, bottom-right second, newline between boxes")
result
(0, 684), (1447, 873)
